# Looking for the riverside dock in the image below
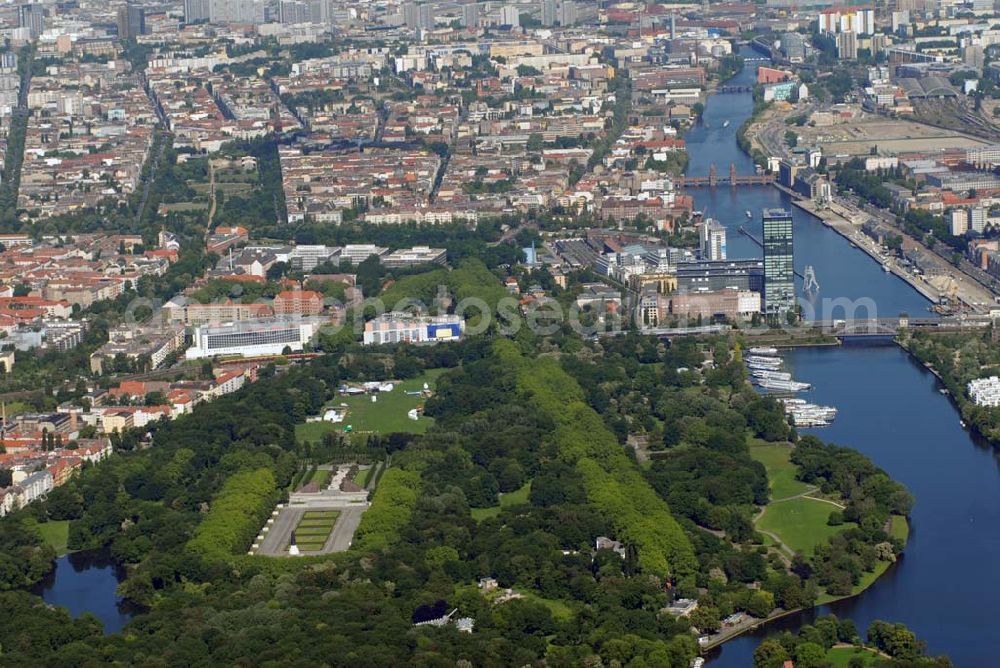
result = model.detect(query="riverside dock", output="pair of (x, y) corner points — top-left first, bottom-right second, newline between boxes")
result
(792, 198), (942, 304)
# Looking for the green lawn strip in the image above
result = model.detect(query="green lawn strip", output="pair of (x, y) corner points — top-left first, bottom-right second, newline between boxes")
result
(520, 591), (574, 621)
(748, 440), (813, 500)
(757, 497), (854, 557)
(471, 481), (532, 521)
(36, 520), (70, 556)
(308, 468), (331, 488)
(825, 646), (880, 667)
(290, 511), (340, 550)
(297, 542), (327, 551)
(295, 370), (447, 443)
(889, 514), (909, 542)
(294, 421), (337, 444)
(353, 467), (372, 487)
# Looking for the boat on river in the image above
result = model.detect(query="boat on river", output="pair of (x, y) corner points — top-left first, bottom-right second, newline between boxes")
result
(749, 347), (778, 355)
(755, 378), (811, 392)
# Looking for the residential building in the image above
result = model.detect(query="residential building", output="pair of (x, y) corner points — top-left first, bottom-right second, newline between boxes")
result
(89, 325), (186, 374)
(499, 5), (520, 26)
(969, 376), (1000, 406)
(184, 0), (211, 22)
(462, 3), (480, 27)
(818, 6), (875, 35)
(836, 32), (859, 60)
(16, 470), (53, 507)
(164, 298), (272, 326)
(273, 290), (324, 316)
(208, 0), (267, 24)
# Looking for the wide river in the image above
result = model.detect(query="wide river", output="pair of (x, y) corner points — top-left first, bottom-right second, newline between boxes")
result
(699, 51), (996, 666)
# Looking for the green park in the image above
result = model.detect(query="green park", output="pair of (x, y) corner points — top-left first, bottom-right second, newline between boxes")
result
(295, 369), (445, 444)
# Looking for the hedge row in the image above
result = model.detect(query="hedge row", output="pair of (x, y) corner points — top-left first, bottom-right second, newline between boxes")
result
(496, 339), (697, 577)
(187, 468), (278, 561)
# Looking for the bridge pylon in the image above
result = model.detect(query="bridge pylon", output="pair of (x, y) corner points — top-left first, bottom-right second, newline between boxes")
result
(729, 163), (737, 187)
(708, 163), (717, 188)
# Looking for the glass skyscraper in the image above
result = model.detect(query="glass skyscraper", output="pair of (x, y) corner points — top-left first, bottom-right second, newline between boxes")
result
(762, 208), (795, 319)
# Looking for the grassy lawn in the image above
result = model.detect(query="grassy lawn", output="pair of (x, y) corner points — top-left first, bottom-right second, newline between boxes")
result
(159, 201), (208, 212)
(471, 481), (532, 521)
(757, 497), (853, 556)
(37, 520), (70, 556)
(521, 592), (574, 621)
(826, 646), (879, 667)
(749, 440), (813, 500)
(291, 511), (339, 552)
(307, 468), (331, 489)
(295, 369), (446, 443)
(352, 467), (372, 487)
(295, 421), (338, 444)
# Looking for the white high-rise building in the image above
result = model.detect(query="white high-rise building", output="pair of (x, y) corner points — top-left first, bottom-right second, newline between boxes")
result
(558, 1), (576, 26)
(184, 0), (211, 22)
(404, 2), (433, 29)
(541, 0), (557, 26)
(699, 218), (727, 261)
(970, 206), (987, 233)
(462, 3), (480, 27)
(950, 208), (969, 236)
(500, 5), (520, 25)
(818, 7), (875, 35)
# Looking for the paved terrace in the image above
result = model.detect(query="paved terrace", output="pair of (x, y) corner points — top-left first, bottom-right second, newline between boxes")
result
(253, 464), (371, 557)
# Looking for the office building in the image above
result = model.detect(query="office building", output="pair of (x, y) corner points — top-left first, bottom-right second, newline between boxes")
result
(289, 245), (336, 271)
(18, 4), (44, 38)
(186, 319), (318, 359)
(676, 259), (764, 294)
(184, 0), (211, 22)
(117, 4), (146, 40)
(381, 246), (447, 268)
(698, 218), (727, 261)
(362, 313), (464, 346)
(762, 208), (796, 319)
